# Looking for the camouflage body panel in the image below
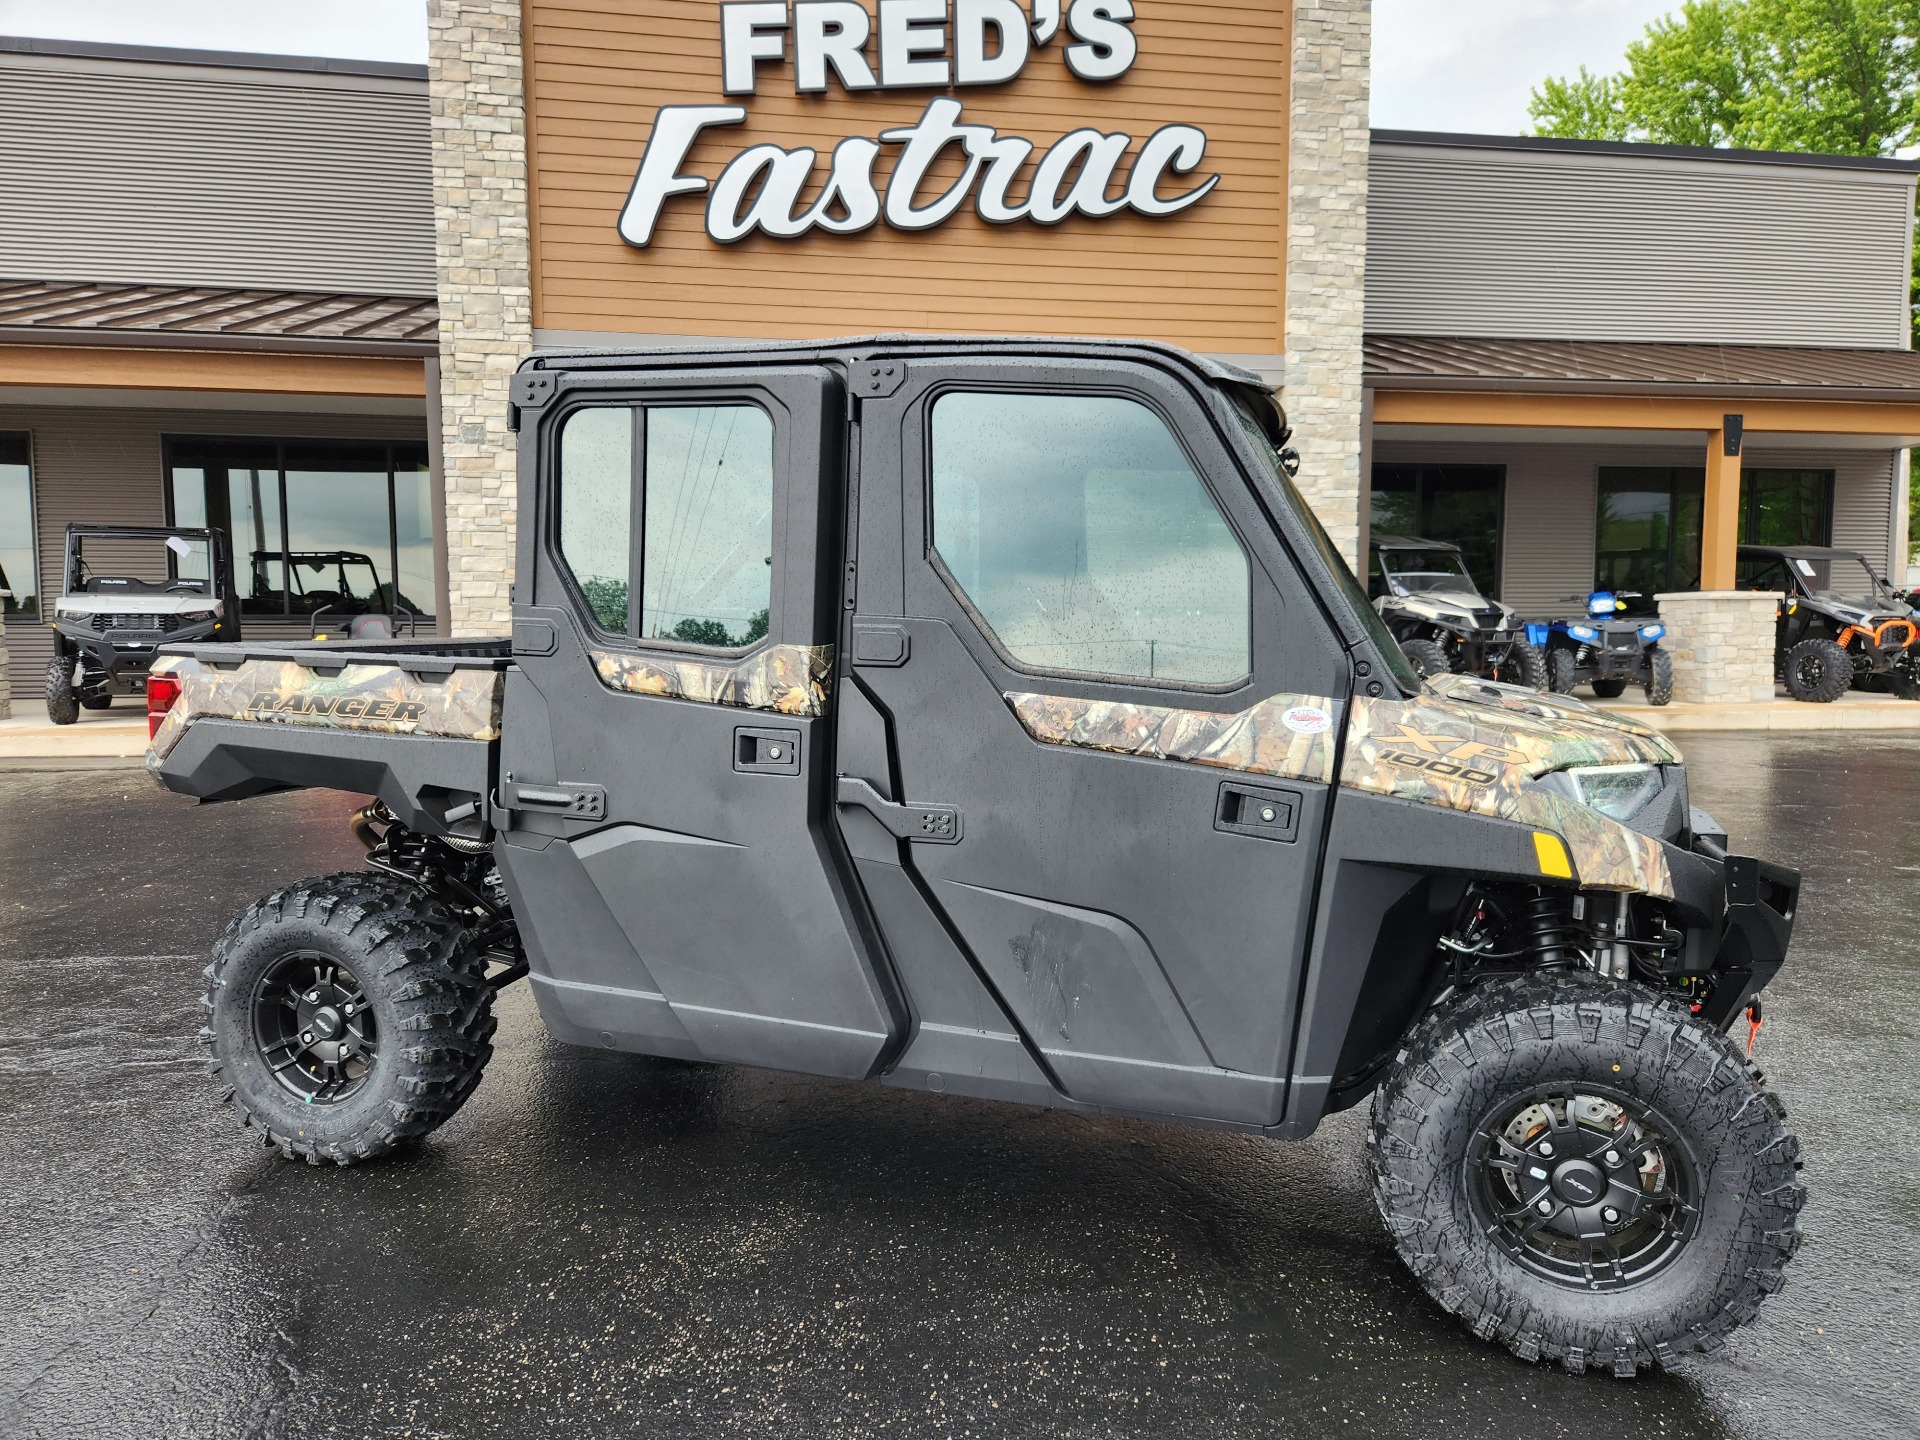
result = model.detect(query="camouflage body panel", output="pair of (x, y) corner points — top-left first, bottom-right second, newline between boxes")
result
(1004, 675), (1676, 897)
(1004, 691), (1341, 784)
(591, 644), (834, 718)
(1343, 676), (1676, 896)
(145, 654), (504, 773)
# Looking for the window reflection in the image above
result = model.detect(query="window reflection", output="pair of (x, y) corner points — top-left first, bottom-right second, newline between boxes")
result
(0, 433), (34, 614)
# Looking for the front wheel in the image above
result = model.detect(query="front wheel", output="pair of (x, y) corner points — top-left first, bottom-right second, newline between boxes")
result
(1644, 648), (1674, 706)
(1401, 637), (1451, 680)
(202, 873), (497, 1164)
(45, 655), (78, 725)
(1500, 642), (1548, 692)
(1545, 646), (1579, 695)
(1369, 974), (1802, 1376)
(1782, 638), (1852, 703)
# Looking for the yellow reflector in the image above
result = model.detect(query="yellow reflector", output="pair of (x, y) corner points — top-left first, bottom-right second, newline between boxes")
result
(1533, 832), (1575, 880)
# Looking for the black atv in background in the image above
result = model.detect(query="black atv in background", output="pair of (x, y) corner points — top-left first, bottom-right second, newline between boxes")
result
(1368, 534), (1546, 688)
(1737, 544), (1920, 702)
(46, 524), (240, 723)
(1541, 590), (1674, 706)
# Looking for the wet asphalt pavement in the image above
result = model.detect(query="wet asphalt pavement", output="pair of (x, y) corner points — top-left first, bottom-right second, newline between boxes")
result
(0, 736), (1914, 1440)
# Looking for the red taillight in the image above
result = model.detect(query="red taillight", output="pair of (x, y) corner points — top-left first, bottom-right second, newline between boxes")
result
(146, 673), (182, 739)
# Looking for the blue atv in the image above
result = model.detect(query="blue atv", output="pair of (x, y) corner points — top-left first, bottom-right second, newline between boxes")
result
(1533, 591), (1674, 706)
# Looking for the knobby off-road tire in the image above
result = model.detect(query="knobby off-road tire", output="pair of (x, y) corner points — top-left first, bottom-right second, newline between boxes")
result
(1401, 637), (1451, 680)
(1588, 679), (1629, 699)
(79, 689), (114, 710)
(1368, 973), (1803, 1377)
(1782, 638), (1852, 703)
(1545, 646), (1579, 695)
(1644, 649), (1674, 707)
(45, 655), (78, 725)
(201, 872), (497, 1165)
(1504, 642), (1549, 692)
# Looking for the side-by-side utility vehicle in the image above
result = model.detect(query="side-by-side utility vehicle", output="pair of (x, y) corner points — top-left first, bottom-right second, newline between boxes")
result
(147, 339), (1802, 1378)
(1368, 534), (1547, 689)
(48, 523), (239, 723)
(1736, 544), (1920, 702)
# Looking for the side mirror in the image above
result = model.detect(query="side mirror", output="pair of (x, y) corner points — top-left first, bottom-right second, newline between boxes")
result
(1278, 446), (1301, 480)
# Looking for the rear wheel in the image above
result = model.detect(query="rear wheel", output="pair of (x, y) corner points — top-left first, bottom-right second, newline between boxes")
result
(1545, 646), (1579, 695)
(1588, 679), (1628, 699)
(45, 655), (78, 725)
(1369, 974), (1803, 1376)
(1782, 638), (1853, 703)
(79, 689), (114, 710)
(202, 873), (496, 1164)
(1644, 649), (1674, 706)
(1401, 637), (1451, 680)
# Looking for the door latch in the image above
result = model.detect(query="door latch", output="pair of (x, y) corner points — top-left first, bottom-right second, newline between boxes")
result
(835, 776), (962, 844)
(1215, 782), (1301, 842)
(500, 777), (606, 822)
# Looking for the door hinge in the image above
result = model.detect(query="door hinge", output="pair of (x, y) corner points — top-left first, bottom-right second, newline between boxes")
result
(836, 776), (962, 844)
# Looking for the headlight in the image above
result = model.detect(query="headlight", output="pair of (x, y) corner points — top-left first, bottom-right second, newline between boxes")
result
(1639, 623), (1665, 642)
(1568, 624), (1598, 642)
(1437, 612), (1471, 627)
(1536, 763), (1665, 821)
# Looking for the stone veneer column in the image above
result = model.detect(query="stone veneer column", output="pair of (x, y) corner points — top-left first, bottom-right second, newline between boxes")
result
(1284, 0), (1371, 568)
(1654, 593), (1779, 705)
(429, 0), (533, 636)
(0, 600), (10, 720)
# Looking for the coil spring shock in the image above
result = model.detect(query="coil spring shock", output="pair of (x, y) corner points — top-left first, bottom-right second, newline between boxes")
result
(1519, 889), (1580, 966)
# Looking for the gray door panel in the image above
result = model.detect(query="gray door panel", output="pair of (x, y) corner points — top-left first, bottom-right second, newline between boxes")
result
(841, 358), (1350, 1125)
(498, 364), (902, 1079)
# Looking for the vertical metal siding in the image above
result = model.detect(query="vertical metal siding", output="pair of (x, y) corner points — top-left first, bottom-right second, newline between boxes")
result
(0, 58), (432, 296)
(1367, 144), (1915, 348)
(2, 404), (428, 700)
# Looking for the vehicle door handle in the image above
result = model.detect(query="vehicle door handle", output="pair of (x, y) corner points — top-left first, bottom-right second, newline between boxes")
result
(500, 777), (606, 822)
(835, 776), (963, 844)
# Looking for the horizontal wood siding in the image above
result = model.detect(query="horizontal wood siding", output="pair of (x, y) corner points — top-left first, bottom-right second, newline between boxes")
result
(1368, 142), (1916, 348)
(2, 404), (428, 700)
(524, 0), (1290, 350)
(0, 54), (433, 296)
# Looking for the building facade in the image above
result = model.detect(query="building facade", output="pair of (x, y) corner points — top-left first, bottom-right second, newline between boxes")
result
(5, 11), (1919, 709)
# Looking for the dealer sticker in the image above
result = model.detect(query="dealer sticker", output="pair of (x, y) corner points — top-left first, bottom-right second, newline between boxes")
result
(1282, 705), (1333, 735)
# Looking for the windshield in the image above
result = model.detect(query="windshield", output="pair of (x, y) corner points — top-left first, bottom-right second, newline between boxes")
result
(1784, 553), (1898, 608)
(68, 534), (216, 596)
(1379, 548), (1477, 596)
(1225, 391), (1421, 694)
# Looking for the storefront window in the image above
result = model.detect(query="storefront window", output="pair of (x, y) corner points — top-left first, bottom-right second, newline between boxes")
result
(1370, 464), (1504, 597)
(0, 433), (33, 614)
(1740, 469), (1833, 547)
(166, 437), (433, 618)
(1596, 468), (1704, 595)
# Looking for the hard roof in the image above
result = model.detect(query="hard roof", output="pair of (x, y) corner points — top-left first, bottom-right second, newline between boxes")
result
(1366, 334), (1920, 401)
(0, 279), (436, 356)
(1370, 533), (1461, 551)
(1738, 544), (1872, 559)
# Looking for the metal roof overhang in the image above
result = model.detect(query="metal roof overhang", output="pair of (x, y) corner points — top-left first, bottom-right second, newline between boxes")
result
(1367, 335), (1920, 446)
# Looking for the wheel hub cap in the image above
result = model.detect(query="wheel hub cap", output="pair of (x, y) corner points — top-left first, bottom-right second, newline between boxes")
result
(251, 951), (378, 1103)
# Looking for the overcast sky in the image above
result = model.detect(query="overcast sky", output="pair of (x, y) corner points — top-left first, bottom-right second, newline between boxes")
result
(0, 0), (1681, 136)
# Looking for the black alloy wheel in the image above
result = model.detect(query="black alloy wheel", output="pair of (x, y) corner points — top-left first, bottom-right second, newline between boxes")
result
(250, 950), (378, 1104)
(1468, 1085), (1700, 1291)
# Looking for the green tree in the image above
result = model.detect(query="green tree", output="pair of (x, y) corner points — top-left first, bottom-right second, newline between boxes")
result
(1531, 0), (1920, 560)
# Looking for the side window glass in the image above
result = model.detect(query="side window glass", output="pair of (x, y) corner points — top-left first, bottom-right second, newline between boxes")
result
(555, 402), (775, 649)
(931, 392), (1251, 685)
(557, 407), (635, 633)
(643, 405), (775, 647)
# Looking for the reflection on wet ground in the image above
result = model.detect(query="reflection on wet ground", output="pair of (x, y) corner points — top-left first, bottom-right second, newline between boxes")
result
(0, 736), (1911, 1438)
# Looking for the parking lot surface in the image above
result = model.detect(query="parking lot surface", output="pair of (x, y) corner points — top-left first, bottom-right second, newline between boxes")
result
(0, 736), (1912, 1439)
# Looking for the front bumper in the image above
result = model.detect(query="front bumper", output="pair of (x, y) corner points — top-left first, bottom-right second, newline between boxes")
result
(1658, 833), (1799, 1030)
(55, 619), (218, 691)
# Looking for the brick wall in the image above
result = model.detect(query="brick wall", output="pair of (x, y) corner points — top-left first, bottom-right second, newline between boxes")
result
(430, 0), (532, 636)
(1284, 0), (1371, 567)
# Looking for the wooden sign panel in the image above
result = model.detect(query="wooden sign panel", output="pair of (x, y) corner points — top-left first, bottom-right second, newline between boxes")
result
(524, 0), (1291, 354)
